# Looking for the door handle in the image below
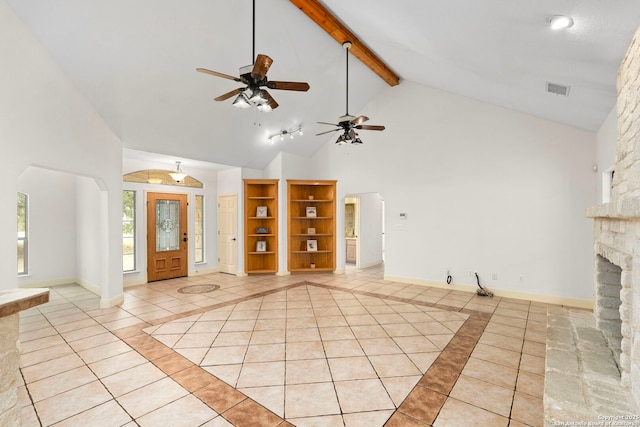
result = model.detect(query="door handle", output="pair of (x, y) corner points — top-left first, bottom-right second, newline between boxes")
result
(232, 238), (236, 241)
(183, 237), (188, 242)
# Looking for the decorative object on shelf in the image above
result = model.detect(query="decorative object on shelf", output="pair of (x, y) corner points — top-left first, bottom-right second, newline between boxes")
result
(268, 126), (303, 143)
(256, 241), (267, 252)
(169, 161), (187, 182)
(316, 42), (385, 145)
(256, 206), (268, 217)
(310, 262), (316, 269)
(307, 227), (316, 234)
(306, 206), (317, 217)
(308, 195), (314, 200)
(256, 227), (268, 234)
(307, 240), (318, 251)
(195, 0), (309, 111)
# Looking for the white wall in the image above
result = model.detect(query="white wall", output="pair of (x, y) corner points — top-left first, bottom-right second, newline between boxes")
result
(596, 107), (618, 203)
(1, 1), (123, 304)
(76, 176), (106, 293)
(311, 80), (597, 302)
(17, 168), (77, 286)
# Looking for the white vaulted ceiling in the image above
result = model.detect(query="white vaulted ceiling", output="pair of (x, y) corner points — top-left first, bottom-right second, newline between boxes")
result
(6, 0), (640, 169)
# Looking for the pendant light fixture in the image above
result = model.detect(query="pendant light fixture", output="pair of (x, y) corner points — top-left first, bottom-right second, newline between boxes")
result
(169, 161), (187, 182)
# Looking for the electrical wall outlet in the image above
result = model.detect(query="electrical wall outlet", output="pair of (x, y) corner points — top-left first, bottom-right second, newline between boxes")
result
(492, 273), (498, 280)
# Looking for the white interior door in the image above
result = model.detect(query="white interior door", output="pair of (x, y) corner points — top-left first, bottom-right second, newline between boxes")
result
(217, 194), (237, 274)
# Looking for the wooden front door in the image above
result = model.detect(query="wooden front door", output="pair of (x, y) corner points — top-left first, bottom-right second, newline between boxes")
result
(147, 192), (188, 282)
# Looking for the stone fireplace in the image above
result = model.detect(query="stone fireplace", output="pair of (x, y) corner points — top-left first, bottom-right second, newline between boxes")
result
(586, 24), (640, 407)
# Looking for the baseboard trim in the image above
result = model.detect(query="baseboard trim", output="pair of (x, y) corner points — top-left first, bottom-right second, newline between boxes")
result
(18, 278), (77, 289)
(100, 293), (124, 309)
(384, 275), (594, 310)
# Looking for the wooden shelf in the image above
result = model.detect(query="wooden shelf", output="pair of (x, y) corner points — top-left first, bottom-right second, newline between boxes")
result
(287, 180), (336, 273)
(244, 179), (278, 274)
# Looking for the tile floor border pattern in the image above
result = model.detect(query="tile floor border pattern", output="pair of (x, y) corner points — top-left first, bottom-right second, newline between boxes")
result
(17, 274), (545, 427)
(125, 281), (491, 426)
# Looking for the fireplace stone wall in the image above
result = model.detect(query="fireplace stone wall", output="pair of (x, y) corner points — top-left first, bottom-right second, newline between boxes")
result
(587, 23), (640, 407)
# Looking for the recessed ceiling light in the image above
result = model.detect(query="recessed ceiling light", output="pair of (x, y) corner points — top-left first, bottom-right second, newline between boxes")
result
(549, 15), (574, 30)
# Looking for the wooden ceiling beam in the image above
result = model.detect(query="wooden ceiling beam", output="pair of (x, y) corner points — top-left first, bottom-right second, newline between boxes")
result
(289, 0), (400, 86)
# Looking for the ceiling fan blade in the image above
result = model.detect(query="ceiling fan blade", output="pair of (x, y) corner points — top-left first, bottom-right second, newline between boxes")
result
(267, 81), (310, 91)
(214, 88), (245, 102)
(196, 68), (241, 82)
(262, 90), (279, 110)
(316, 128), (340, 136)
(352, 115), (369, 125)
(251, 54), (273, 80)
(318, 121), (339, 126)
(356, 125), (386, 131)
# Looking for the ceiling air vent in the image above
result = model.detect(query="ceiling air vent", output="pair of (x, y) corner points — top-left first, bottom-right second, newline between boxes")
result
(546, 82), (570, 96)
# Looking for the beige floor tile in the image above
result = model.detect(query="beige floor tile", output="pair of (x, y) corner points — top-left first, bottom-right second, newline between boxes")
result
(449, 374), (514, 417)
(369, 353), (421, 377)
(21, 352), (86, 383)
(35, 381), (112, 426)
(286, 341), (325, 360)
(288, 414), (344, 427)
(471, 343), (521, 369)
(359, 337), (403, 355)
(28, 365), (97, 403)
(19, 342), (74, 368)
(520, 353), (545, 376)
(433, 397), (509, 427)
(52, 399), (133, 427)
(88, 350), (148, 378)
(350, 324), (389, 339)
(202, 345), (248, 365)
(284, 382), (341, 418)
(328, 356), (378, 381)
(516, 370), (544, 398)
(334, 379), (395, 413)
(323, 339), (365, 358)
(245, 343), (285, 363)
(78, 340), (133, 364)
(511, 391), (543, 427)
(461, 357), (518, 389)
(68, 331), (121, 352)
(479, 331), (524, 352)
(236, 361), (285, 388)
(176, 332), (219, 348)
(286, 358), (332, 384)
(117, 377), (189, 419)
(394, 335), (440, 353)
(343, 410), (395, 427)
(101, 362), (166, 397)
(19, 334), (67, 354)
(250, 328), (286, 344)
(136, 394), (218, 427)
(319, 326), (357, 341)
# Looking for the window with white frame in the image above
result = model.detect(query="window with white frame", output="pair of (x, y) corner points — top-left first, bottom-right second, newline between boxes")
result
(122, 190), (136, 271)
(195, 195), (204, 263)
(17, 192), (28, 275)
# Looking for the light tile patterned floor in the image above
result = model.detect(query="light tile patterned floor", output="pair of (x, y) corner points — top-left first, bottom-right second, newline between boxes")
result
(18, 265), (546, 426)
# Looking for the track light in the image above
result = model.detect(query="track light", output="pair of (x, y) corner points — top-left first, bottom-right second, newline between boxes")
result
(549, 15), (574, 30)
(268, 126), (303, 143)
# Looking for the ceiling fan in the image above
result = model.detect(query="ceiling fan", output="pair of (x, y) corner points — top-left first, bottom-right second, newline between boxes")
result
(317, 41), (385, 144)
(196, 0), (310, 111)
